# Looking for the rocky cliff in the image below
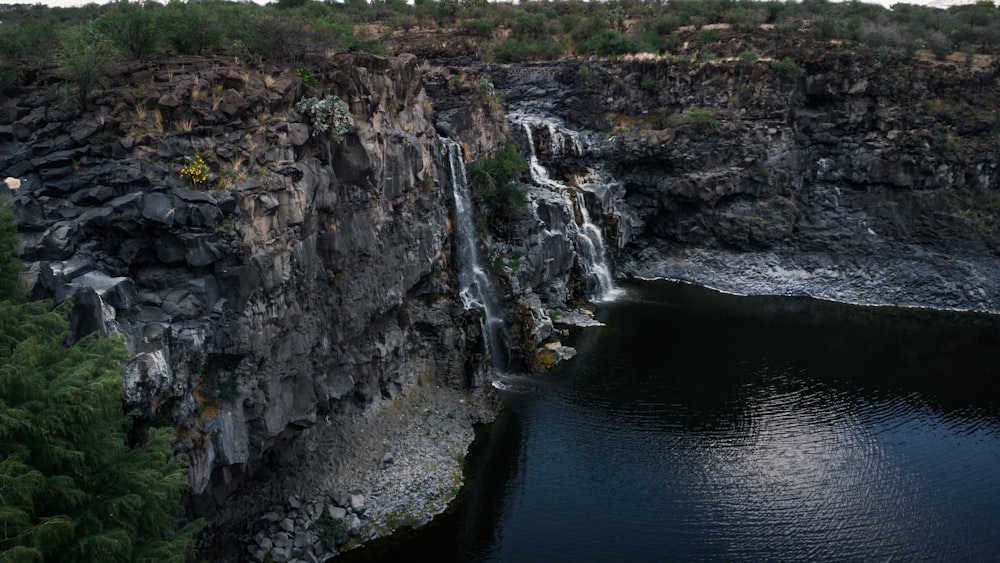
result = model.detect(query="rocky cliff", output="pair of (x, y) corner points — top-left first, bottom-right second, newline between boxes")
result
(4, 35), (1000, 561)
(478, 45), (1000, 313)
(1, 53), (508, 560)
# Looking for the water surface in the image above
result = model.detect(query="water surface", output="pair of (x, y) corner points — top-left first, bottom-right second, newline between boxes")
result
(350, 280), (1000, 562)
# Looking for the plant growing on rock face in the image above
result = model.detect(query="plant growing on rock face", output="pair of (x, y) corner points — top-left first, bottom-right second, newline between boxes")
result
(179, 156), (210, 185)
(295, 95), (355, 142)
(296, 66), (320, 87)
(771, 57), (805, 80)
(667, 107), (718, 134)
(468, 144), (529, 224)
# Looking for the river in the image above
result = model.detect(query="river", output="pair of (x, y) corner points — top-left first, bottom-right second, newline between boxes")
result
(346, 279), (1000, 561)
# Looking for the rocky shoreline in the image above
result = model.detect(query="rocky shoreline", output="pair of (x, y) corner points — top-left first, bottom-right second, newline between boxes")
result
(215, 385), (498, 563)
(625, 246), (1000, 315)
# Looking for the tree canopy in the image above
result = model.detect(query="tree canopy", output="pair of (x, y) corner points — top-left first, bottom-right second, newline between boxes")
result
(0, 202), (198, 562)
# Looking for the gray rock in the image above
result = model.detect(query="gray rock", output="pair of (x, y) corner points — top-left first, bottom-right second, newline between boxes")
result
(262, 511), (283, 523)
(327, 506), (347, 521)
(279, 518), (295, 533)
(142, 192), (175, 226)
(293, 532), (312, 549)
(347, 514), (363, 536)
(270, 546), (292, 562)
(349, 494), (365, 514)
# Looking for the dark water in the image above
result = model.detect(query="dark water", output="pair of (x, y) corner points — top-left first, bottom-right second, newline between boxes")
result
(348, 280), (1000, 562)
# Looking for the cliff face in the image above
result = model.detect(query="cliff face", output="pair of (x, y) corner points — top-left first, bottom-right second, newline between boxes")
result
(483, 49), (1000, 312)
(2, 52), (505, 558)
(4, 40), (1000, 559)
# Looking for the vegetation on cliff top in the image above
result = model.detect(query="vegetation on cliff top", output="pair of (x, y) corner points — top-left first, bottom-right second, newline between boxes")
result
(2, 0), (1000, 95)
(0, 202), (199, 562)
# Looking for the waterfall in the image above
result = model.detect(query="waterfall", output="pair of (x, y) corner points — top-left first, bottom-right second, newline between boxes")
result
(445, 139), (511, 374)
(518, 118), (619, 301)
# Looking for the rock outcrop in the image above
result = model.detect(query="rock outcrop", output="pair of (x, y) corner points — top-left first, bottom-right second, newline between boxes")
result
(2, 52), (501, 560)
(479, 47), (1000, 313)
(5, 32), (1000, 561)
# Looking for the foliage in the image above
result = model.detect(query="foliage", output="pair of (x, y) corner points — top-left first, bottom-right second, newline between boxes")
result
(468, 144), (529, 223)
(5, 0), (1000, 114)
(237, 15), (333, 66)
(492, 37), (562, 62)
(581, 30), (637, 57)
(460, 17), (495, 39)
(179, 157), (210, 185)
(95, 0), (160, 60)
(312, 511), (348, 549)
(55, 23), (120, 110)
(771, 57), (805, 80)
(158, 0), (223, 56)
(668, 108), (718, 134)
(295, 95), (355, 142)
(0, 203), (23, 303)
(296, 66), (320, 88)
(0, 215), (199, 562)
(474, 75), (504, 109)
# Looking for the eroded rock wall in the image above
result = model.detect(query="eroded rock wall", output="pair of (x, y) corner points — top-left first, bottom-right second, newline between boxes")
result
(483, 50), (1000, 312)
(1, 53), (499, 558)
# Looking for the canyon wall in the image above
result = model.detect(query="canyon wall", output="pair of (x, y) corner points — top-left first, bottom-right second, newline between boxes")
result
(4, 40), (1000, 560)
(1, 53), (508, 560)
(483, 48), (1000, 312)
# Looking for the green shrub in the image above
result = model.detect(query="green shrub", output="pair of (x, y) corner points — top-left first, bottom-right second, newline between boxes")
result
(493, 37), (561, 62)
(56, 23), (120, 110)
(580, 30), (637, 57)
(0, 207), (200, 562)
(698, 29), (721, 42)
(296, 95), (355, 141)
(461, 17), (495, 39)
(469, 144), (529, 222)
(511, 11), (548, 39)
(158, 0), (223, 55)
(641, 15), (681, 35)
(635, 30), (678, 54)
(929, 36), (953, 60)
(771, 56), (804, 80)
(95, 0), (160, 60)
(668, 107), (718, 133)
(569, 15), (609, 42)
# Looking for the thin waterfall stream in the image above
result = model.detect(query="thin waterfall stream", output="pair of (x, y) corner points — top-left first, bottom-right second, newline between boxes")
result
(445, 138), (511, 374)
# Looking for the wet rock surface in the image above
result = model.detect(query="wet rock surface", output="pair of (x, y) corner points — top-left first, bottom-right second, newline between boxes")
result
(478, 50), (1000, 313)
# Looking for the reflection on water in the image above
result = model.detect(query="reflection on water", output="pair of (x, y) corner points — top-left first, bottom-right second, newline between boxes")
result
(348, 280), (1000, 562)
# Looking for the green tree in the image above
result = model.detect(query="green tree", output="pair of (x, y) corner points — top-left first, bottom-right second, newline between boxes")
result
(95, 0), (161, 60)
(158, 0), (222, 56)
(0, 204), (22, 303)
(468, 144), (529, 224)
(55, 23), (120, 110)
(0, 202), (198, 562)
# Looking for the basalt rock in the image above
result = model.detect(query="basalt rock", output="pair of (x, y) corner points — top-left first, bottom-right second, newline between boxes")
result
(4, 52), (502, 558)
(479, 49), (1000, 313)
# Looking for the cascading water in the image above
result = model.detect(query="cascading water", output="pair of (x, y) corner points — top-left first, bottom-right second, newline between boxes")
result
(445, 139), (511, 374)
(518, 117), (619, 301)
